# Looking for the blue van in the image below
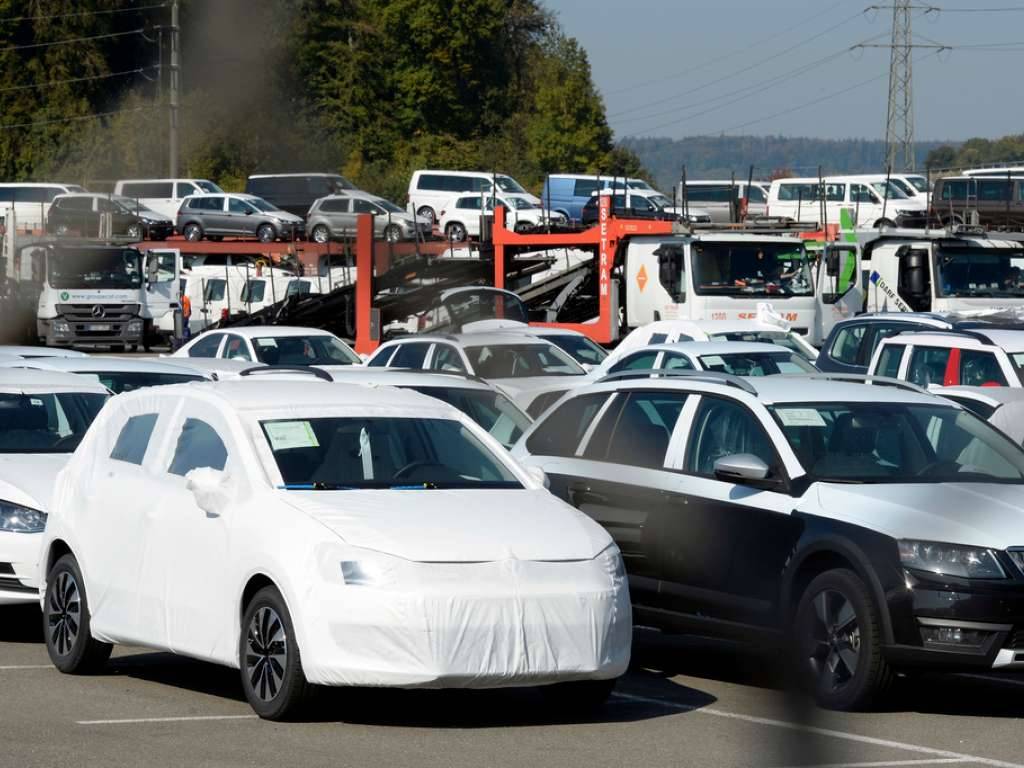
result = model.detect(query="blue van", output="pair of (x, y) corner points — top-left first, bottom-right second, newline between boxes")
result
(540, 174), (656, 223)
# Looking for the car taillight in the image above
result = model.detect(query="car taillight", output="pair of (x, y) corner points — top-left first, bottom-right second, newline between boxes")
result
(221, 308), (229, 320)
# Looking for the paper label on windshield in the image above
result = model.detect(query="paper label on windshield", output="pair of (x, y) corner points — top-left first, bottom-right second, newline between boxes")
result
(776, 408), (826, 427)
(255, 338), (277, 348)
(265, 421), (319, 450)
(700, 355), (724, 367)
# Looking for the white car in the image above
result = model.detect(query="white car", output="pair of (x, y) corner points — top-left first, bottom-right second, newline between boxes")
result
(172, 326), (361, 371)
(366, 332), (588, 413)
(938, 386), (1024, 445)
(438, 194), (567, 241)
(0, 370), (108, 605)
(39, 380), (630, 719)
(0, 346), (89, 359)
(0, 356), (209, 394)
(868, 328), (1024, 389)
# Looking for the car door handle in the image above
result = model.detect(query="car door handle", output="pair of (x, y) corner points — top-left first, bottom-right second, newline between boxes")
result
(569, 483), (607, 505)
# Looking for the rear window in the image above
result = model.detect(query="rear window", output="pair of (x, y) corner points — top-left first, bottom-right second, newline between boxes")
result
(0, 392), (107, 453)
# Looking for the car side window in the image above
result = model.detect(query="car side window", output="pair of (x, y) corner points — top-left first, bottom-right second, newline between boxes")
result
(526, 393), (610, 457)
(866, 324), (909, 357)
(907, 346), (951, 387)
(587, 391), (688, 468)
(168, 418), (228, 476)
(685, 396), (778, 478)
(960, 350), (1008, 387)
(228, 197), (251, 213)
(187, 333), (223, 358)
(366, 347), (396, 367)
(829, 324), (866, 365)
(110, 413), (158, 465)
(874, 344), (905, 378)
(609, 350), (659, 374)
(223, 334), (252, 361)
(661, 352), (695, 371)
(429, 344), (466, 373)
(389, 342), (431, 369)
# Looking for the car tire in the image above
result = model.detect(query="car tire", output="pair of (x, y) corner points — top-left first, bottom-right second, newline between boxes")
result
(256, 224), (276, 243)
(513, 221), (533, 233)
(311, 224), (331, 244)
(792, 568), (893, 711)
(383, 224), (403, 243)
(240, 586), (309, 720)
(182, 223), (203, 242)
(416, 206), (435, 225)
(873, 218), (896, 229)
(44, 554), (112, 674)
(542, 678), (617, 712)
(126, 223), (143, 240)
(445, 222), (467, 242)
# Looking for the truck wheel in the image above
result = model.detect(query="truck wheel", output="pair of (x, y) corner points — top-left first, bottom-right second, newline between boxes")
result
(792, 568), (893, 711)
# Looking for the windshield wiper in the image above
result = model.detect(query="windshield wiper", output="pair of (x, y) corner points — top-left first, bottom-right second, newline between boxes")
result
(390, 482), (439, 490)
(278, 482), (356, 490)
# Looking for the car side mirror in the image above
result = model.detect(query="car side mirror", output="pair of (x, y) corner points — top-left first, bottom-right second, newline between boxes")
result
(185, 467), (233, 517)
(526, 465), (550, 489)
(245, 209), (253, 215)
(713, 454), (771, 485)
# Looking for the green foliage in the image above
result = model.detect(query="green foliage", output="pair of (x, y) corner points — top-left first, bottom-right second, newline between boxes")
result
(925, 135), (1024, 171)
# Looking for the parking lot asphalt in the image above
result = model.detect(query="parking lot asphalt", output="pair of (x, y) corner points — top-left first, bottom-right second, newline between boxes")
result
(4, 605), (1024, 768)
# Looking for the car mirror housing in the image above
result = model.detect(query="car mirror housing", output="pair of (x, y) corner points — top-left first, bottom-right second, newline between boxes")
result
(526, 465), (550, 489)
(185, 467), (234, 517)
(713, 453), (771, 485)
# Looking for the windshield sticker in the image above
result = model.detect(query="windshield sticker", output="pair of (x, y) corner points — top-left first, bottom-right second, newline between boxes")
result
(255, 338), (277, 347)
(265, 421), (319, 450)
(700, 355), (724, 367)
(29, 398), (43, 406)
(776, 408), (827, 428)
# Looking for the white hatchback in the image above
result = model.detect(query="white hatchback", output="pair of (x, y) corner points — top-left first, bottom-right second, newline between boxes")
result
(39, 381), (630, 719)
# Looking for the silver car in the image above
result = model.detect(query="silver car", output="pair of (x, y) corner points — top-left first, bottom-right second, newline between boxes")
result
(176, 193), (305, 242)
(307, 192), (431, 243)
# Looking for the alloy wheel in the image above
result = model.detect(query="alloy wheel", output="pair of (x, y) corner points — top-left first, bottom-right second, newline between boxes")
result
(48, 571), (81, 656)
(312, 225), (329, 244)
(807, 589), (860, 692)
(245, 606), (288, 702)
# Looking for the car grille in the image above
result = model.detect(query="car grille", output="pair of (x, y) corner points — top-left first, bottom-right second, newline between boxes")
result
(0, 564), (32, 594)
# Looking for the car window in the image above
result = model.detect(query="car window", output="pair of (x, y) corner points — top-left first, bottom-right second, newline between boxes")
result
(388, 342), (431, 369)
(648, 333), (669, 344)
(465, 343), (584, 378)
(428, 344), (466, 372)
(0, 392), (107, 454)
(943, 396), (998, 421)
(110, 413), (158, 465)
(168, 418), (228, 476)
(203, 278), (226, 302)
(187, 333), (223, 358)
(829, 324), (866, 365)
(608, 350), (660, 374)
(867, 324), (910, 357)
(960, 350), (1008, 387)
(175, 182), (198, 197)
(367, 347), (396, 367)
(408, 386), (531, 449)
(93, 372), (204, 394)
(545, 335), (608, 366)
(352, 199), (379, 214)
(457, 197), (482, 210)
(700, 352), (814, 376)
(907, 346), (951, 387)
(686, 396), (778, 477)
(525, 392), (610, 457)
(661, 352), (695, 370)
(251, 335), (358, 366)
(874, 344), (905, 378)
(587, 391), (688, 468)
(223, 335), (252, 361)
(320, 198), (349, 213)
(228, 197), (252, 214)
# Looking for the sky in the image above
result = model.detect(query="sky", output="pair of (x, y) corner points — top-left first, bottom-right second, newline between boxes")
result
(543, 0), (1023, 143)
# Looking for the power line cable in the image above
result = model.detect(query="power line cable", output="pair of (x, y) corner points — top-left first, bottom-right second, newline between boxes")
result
(0, 3), (166, 24)
(0, 65), (157, 93)
(936, 4), (1024, 11)
(0, 28), (145, 54)
(0, 105), (158, 131)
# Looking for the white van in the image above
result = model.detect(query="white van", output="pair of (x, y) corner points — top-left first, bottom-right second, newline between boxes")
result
(676, 180), (771, 222)
(0, 182), (86, 232)
(407, 169), (538, 224)
(767, 175), (927, 228)
(113, 178), (224, 221)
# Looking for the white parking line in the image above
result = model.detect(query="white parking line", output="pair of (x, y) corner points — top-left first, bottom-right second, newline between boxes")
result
(612, 693), (1024, 768)
(0, 664), (52, 670)
(774, 760), (971, 768)
(77, 714), (258, 725)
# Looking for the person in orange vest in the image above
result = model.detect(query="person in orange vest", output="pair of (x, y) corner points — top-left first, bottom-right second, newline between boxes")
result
(180, 291), (192, 347)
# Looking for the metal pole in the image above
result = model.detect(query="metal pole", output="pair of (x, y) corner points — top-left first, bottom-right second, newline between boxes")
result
(168, 0), (180, 177)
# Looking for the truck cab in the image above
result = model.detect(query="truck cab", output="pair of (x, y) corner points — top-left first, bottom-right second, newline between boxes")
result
(623, 233), (860, 346)
(34, 243), (181, 350)
(860, 229), (1024, 315)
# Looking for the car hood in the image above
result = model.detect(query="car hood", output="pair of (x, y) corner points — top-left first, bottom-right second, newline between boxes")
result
(283, 488), (611, 562)
(812, 482), (1024, 549)
(270, 210), (303, 223)
(0, 454), (70, 511)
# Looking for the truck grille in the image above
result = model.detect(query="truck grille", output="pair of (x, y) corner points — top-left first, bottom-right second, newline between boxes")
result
(54, 303), (140, 338)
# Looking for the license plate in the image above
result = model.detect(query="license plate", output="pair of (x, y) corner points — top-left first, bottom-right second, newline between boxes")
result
(86, 323), (111, 331)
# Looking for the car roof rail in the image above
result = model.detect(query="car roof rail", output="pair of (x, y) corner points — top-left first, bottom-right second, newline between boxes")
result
(892, 328), (997, 345)
(595, 368), (758, 395)
(378, 366), (491, 387)
(238, 365), (334, 382)
(775, 373), (928, 395)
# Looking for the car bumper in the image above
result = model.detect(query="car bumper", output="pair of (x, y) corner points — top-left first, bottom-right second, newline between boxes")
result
(145, 223), (174, 240)
(884, 568), (1024, 671)
(0, 531), (42, 604)
(39, 317), (144, 345)
(297, 559), (632, 688)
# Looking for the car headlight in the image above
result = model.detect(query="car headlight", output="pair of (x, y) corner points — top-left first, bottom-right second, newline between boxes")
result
(52, 320), (70, 334)
(596, 544), (627, 585)
(339, 551), (411, 587)
(899, 539), (1006, 579)
(0, 501), (47, 533)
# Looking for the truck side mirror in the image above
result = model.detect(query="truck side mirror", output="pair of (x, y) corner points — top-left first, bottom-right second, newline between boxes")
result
(899, 248), (929, 297)
(146, 254), (159, 285)
(825, 250), (840, 276)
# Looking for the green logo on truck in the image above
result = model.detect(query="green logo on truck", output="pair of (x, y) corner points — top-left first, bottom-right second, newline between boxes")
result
(60, 291), (70, 301)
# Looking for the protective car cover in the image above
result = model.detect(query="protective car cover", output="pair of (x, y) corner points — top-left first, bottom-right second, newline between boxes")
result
(47, 381), (632, 689)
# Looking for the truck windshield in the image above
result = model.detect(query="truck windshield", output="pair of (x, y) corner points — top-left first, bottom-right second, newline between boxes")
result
(934, 247), (1024, 298)
(693, 242), (814, 297)
(47, 247), (142, 290)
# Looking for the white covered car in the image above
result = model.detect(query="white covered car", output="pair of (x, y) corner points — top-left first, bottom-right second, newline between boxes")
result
(0, 370), (108, 604)
(39, 381), (630, 719)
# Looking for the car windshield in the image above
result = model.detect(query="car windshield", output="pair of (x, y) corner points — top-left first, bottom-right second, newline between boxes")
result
(248, 197), (280, 213)
(870, 181), (909, 200)
(708, 331), (816, 362)
(112, 196), (161, 217)
(890, 179), (916, 197)
(935, 247), (1024, 298)
(408, 386), (531, 449)
(87, 371), (204, 394)
(627, 179), (655, 190)
(240, 280), (266, 304)
(196, 181), (223, 193)
(438, 289), (529, 328)
(698, 351), (816, 376)
(904, 176), (929, 193)
(252, 335), (359, 366)
(47, 247), (142, 290)
(693, 242), (814, 297)
(648, 194), (673, 209)
(503, 197), (537, 210)
(0, 392), (107, 453)
(262, 416), (521, 489)
(375, 198), (405, 214)
(495, 176), (527, 194)
(771, 402), (1024, 484)
(544, 334), (608, 365)
(465, 343), (585, 378)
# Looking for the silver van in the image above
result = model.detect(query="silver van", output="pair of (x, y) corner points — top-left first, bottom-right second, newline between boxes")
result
(676, 180), (770, 223)
(176, 193), (304, 242)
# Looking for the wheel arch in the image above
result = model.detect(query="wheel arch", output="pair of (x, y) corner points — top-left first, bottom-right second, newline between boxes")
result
(44, 538), (74, 577)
